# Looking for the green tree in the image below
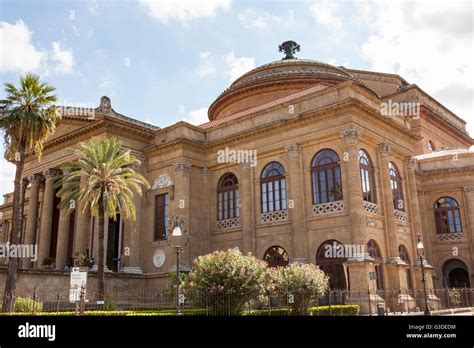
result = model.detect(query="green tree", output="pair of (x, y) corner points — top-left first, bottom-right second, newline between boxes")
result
(55, 137), (150, 299)
(0, 73), (59, 312)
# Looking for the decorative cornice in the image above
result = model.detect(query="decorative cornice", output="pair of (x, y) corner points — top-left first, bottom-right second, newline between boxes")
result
(377, 143), (391, 157)
(284, 143), (300, 157)
(340, 128), (360, 145)
(173, 160), (192, 175)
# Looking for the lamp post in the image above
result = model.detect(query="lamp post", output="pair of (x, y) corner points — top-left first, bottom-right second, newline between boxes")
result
(167, 216), (190, 315)
(416, 235), (431, 316)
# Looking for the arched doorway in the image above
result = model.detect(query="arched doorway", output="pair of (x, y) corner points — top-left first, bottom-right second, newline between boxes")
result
(316, 240), (347, 289)
(442, 259), (471, 288)
(367, 239), (384, 291)
(263, 246), (289, 268)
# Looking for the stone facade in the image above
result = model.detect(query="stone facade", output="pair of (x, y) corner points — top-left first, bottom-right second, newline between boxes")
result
(1, 53), (473, 313)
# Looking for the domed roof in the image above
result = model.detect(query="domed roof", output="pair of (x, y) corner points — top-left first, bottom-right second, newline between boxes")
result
(208, 55), (375, 121)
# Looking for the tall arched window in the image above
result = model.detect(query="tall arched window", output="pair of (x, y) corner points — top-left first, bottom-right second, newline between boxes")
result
(311, 149), (343, 204)
(261, 162), (287, 213)
(359, 149), (376, 203)
(398, 245), (413, 290)
(263, 246), (289, 268)
(388, 162), (404, 211)
(316, 240), (347, 289)
(434, 197), (462, 234)
(367, 239), (384, 291)
(217, 173), (239, 221)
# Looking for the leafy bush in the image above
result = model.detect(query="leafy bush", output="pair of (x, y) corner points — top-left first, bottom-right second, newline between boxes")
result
(15, 296), (43, 313)
(308, 305), (360, 316)
(186, 249), (271, 315)
(103, 295), (117, 311)
(247, 308), (293, 316)
(448, 288), (462, 307)
(270, 263), (329, 315)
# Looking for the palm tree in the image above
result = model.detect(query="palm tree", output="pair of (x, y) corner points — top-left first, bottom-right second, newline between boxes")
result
(0, 74), (59, 312)
(56, 137), (150, 299)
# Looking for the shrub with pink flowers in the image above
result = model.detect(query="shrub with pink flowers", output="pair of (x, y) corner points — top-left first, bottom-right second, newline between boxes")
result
(186, 249), (270, 314)
(270, 263), (329, 314)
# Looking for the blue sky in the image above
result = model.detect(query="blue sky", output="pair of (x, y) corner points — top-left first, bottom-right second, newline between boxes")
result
(0, 0), (473, 197)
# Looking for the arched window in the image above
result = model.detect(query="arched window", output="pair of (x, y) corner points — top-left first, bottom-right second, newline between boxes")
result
(359, 149), (376, 203)
(367, 239), (384, 290)
(316, 240), (347, 289)
(398, 245), (413, 290)
(263, 246), (289, 268)
(261, 162), (287, 213)
(311, 149), (343, 204)
(434, 197), (462, 234)
(217, 173), (239, 221)
(388, 162), (404, 211)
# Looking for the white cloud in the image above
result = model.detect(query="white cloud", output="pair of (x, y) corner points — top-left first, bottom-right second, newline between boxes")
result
(225, 51), (256, 82)
(238, 9), (281, 29)
(51, 41), (75, 74)
(0, 19), (45, 73)
(139, 0), (231, 23)
(358, 1), (473, 134)
(183, 107), (209, 125)
(310, 1), (344, 39)
(0, 20), (77, 76)
(195, 51), (216, 78)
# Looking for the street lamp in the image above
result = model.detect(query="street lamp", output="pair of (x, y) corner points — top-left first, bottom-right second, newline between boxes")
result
(167, 216), (190, 315)
(416, 234), (431, 316)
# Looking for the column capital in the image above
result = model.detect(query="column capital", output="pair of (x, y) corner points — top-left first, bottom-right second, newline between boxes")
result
(28, 174), (43, 185)
(201, 166), (210, 178)
(340, 128), (360, 145)
(405, 155), (417, 169)
(284, 143), (300, 158)
(173, 160), (192, 175)
(42, 168), (62, 179)
(377, 143), (392, 157)
(463, 186), (474, 195)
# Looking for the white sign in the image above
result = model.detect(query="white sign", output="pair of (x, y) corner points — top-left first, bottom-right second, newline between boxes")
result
(69, 267), (87, 303)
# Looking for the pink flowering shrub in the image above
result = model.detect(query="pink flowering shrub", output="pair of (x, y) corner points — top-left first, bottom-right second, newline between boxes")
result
(270, 263), (329, 314)
(187, 249), (270, 314)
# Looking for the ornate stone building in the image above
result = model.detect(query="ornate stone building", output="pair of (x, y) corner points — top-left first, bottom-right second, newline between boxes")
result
(1, 43), (473, 312)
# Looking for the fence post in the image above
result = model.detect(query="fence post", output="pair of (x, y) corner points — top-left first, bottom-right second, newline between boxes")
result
(368, 289), (371, 316)
(31, 286), (37, 315)
(56, 292), (60, 312)
(79, 285), (85, 315)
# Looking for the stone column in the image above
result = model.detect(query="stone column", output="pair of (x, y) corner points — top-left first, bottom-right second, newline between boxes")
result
(240, 162), (254, 254)
(284, 144), (307, 263)
(22, 174), (42, 268)
(55, 196), (71, 269)
(377, 143), (399, 260)
(340, 128), (366, 245)
(37, 169), (60, 267)
(462, 187), (474, 276)
(173, 160), (191, 270)
(73, 175), (90, 255)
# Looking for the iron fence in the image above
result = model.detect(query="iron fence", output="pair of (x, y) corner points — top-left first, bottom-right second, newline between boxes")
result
(1, 288), (473, 316)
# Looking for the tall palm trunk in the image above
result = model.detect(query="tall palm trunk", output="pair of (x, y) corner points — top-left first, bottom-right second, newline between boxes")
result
(2, 140), (26, 312)
(97, 198), (105, 300)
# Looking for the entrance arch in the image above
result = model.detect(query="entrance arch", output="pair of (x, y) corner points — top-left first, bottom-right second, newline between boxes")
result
(442, 259), (471, 288)
(316, 240), (347, 289)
